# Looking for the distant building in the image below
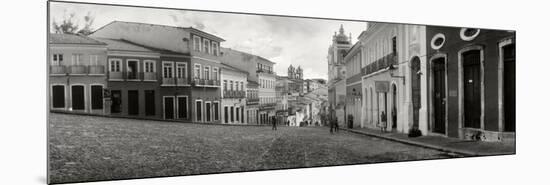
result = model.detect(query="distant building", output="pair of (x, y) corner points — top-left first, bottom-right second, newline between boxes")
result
(220, 63), (248, 124)
(49, 34), (108, 115)
(220, 48), (277, 125)
(246, 80), (260, 124)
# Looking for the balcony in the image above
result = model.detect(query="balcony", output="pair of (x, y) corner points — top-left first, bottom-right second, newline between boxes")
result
(109, 71), (123, 80)
(162, 78), (175, 85)
(126, 71), (140, 80)
(88, 65), (105, 75)
(176, 78), (188, 85)
(50, 66), (65, 75)
(206, 79), (214, 85)
(69, 65), (87, 75)
(193, 78), (205, 86)
(143, 72), (157, 81)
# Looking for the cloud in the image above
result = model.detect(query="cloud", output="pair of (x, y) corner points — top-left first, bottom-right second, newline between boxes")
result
(50, 2), (367, 79)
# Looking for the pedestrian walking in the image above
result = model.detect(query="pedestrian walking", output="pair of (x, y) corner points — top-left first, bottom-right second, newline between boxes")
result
(348, 114), (354, 129)
(380, 111), (387, 133)
(271, 116), (277, 130)
(334, 117), (339, 132)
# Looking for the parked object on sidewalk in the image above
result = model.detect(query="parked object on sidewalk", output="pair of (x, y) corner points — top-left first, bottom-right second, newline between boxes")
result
(408, 127), (422, 137)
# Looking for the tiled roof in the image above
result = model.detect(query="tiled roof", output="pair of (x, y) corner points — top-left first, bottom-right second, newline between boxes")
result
(49, 33), (106, 45)
(93, 21), (225, 42)
(93, 37), (157, 53)
(221, 63), (248, 74)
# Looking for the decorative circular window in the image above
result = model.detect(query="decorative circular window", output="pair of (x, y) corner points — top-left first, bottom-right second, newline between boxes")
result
(430, 33), (446, 50)
(460, 28), (480, 41)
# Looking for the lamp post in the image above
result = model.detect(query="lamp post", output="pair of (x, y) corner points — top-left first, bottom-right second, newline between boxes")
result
(387, 64), (406, 85)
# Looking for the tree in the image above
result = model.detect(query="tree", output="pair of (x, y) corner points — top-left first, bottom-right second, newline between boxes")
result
(52, 12), (95, 35)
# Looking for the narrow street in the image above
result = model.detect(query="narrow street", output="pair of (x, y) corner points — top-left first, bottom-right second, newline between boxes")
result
(49, 113), (452, 184)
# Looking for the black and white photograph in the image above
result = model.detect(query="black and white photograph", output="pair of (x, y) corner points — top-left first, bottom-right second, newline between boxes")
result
(44, 1), (520, 184)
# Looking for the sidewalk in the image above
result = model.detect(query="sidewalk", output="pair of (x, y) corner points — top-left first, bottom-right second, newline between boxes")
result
(341, 127), (515, 157)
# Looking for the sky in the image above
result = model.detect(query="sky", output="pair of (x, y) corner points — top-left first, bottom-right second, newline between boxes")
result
(50, 2), (367, 80)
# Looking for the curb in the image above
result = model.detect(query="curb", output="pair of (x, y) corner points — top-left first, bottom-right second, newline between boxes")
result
(341, 128), (479, 157)
(50, 110), (272, 127)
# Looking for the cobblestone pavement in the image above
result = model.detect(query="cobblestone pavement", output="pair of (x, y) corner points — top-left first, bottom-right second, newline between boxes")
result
(49, 113), (451, 184)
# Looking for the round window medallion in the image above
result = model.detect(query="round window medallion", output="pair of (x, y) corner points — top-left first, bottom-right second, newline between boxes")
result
(460, 28), (480, 41)
(430, 33), (446, 50)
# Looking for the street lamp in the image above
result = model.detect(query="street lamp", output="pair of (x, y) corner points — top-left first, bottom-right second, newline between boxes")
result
(387, 64), (405, 85)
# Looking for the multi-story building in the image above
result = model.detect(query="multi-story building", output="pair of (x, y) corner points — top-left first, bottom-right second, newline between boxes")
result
(246, 80), (260, 124)
(91, 21), (224, 123)
(327, 25), (352, 125)
(49, 34), (108, 114)
(220, 48), (277, 125)
(359, 23), (428, 134)
(344, 41), (363, 128)
(93, 38), (164, 119)
(220, 63), (248, 124)
(425, 26), (515, 141)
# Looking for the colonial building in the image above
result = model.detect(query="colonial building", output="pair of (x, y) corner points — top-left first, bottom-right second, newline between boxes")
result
(49, 34), (108, 115)
(344, 41), (363, 128)
(93, 38), (164, 119)
(220, 48), (277, 125)
(221, 63), (248, 124)
(359, 23), (428, 135)
(246, 80), (260, 124)
(327, 25), (352, 125)
(90, 21), (224, 123)
(425, 26), (515, 141)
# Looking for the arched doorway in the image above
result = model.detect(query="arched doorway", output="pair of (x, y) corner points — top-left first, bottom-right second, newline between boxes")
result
(411, 57), (421, 129)
(391, 83), (397, 130)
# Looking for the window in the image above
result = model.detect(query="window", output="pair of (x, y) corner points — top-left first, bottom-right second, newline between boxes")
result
(213, 67), (219, 81)
(91, 85), (103, 110)
(236, 107), (239, 122)
(206, 102), (212, 122)
(145, 90), (156, 116)
(162, 62), (174, 78)
(224, 106), (229, 123)
(71, 85), (85, 110)
(431, 33), (446, 50)
(144, 60), (156, 73)
(212, 42), (219, 56)
(230, 106), (234, 122)
(52, 54), (63, 65)
(176, 62), (187, 78)
(213, 102), (220, 121)
(177, 96), (188, 119)
(71, 54), (82, 65)
(223, 80), (228, 91)
(52, 85), (65, 108)
(196, 100), (203, 122)
(109, 59), (122, 72)
(392, 36), (397, 55)
(204, 39), (211, 54)
(193, 35), (201, 52)
(194, 64), (201, 79)
(126, 60), (139, 80)
(90, 55), (99, 66)
(460, 28), (481, 41)
(240, 82), (244, 91)
(230, 81), (234, 91)
(204, 66), (210, 80)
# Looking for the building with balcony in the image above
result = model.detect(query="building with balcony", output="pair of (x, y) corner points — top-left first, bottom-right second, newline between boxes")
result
(91, 21), (224, 123)
(219, 48), (277, 125)
(425, 26), (515, 141)
(92, 37), (167, 118)
(49, 33), (108, 115)
(246, 80), (260, 124)
(220, 63), (248, 124)
(344, 42), (363, 128)
(358, 23), (427, 135)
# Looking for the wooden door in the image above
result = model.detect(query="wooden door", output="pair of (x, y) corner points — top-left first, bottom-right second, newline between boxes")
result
(463, 50), (481, 128)
(503, 44), (515, 132)
(164, 97), (174, 119)
(71, 85), (85, 110)
(433, 58), (446, 134)
(128, 90), (139, 115)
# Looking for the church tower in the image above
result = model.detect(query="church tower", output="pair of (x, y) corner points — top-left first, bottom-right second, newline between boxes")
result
(288, 65), (295, 79)
(327, 24), (352, 82)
